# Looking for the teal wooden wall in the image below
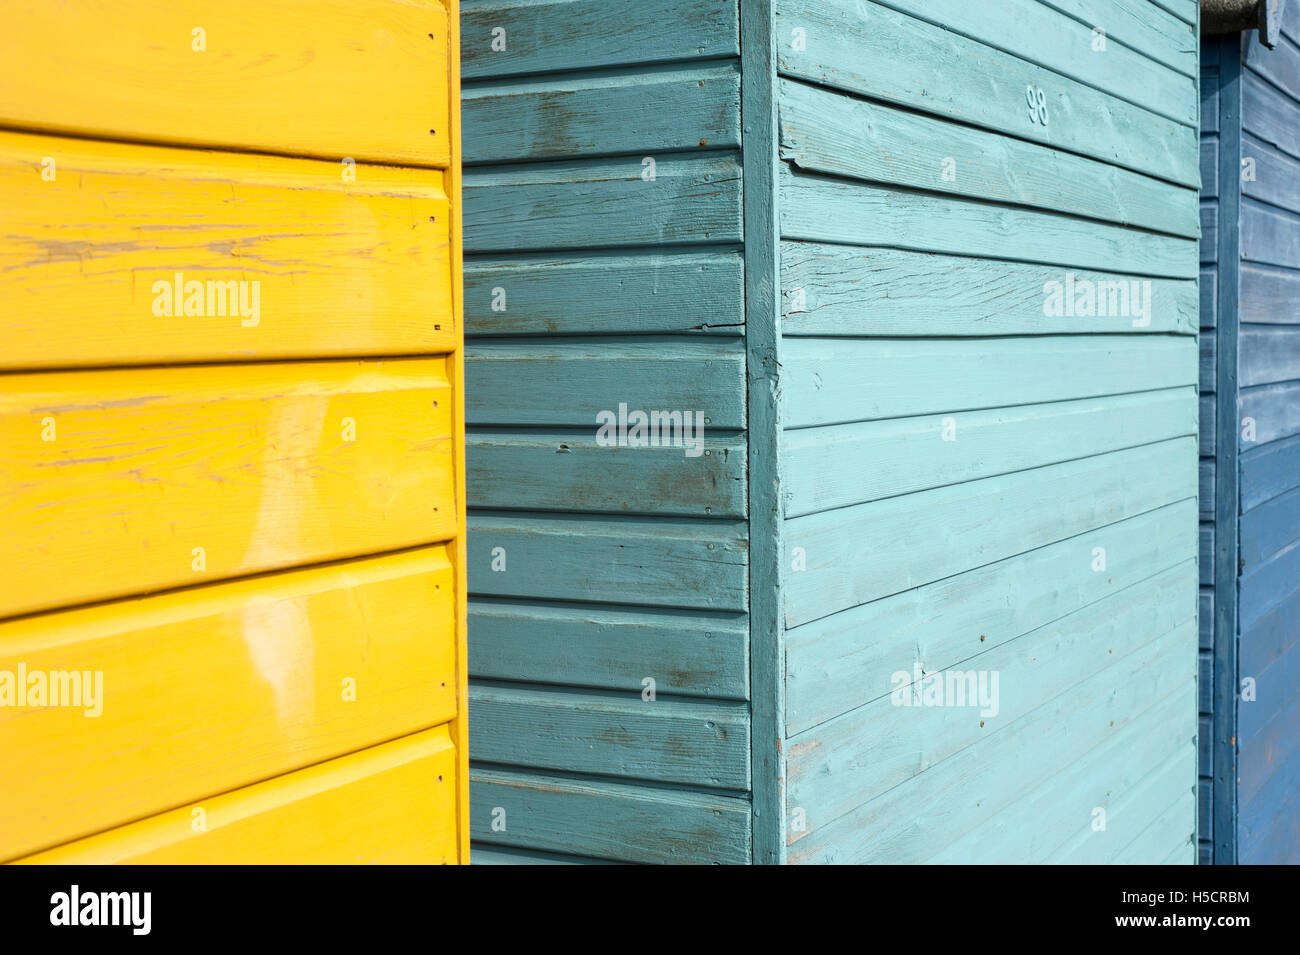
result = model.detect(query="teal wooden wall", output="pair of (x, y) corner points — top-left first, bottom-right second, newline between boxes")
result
(1201, 1), (1300, 865)
(463, 0), (1204, 864)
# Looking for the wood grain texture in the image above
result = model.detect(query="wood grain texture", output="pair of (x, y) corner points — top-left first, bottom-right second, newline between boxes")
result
(783, 389), (1196, 517)
(466, 337), (746, 428)
(1038, 0), (1197, 76)
(0, 359), (456, 618)
(1241, 263), (1300, 324)
(0, 131), (453, 369)
(774, 0), (1199, 186)
(460, 0), (740, 79)
(1242, 434), (1300, 512)
(784, 437), (1197, 628)
(463, 61), (740, 164)
(469, 599), (748, 699)
(469, 429), (746, 517)
(465, 250), (745, 337)
(779, 79), (1198, 236)
(1240, 380), (1300, 445)
(468, 513), (748, 612)
(785, 501), (1197, 734)
(0, 547), (455, 861)
(781, 166), (1198, 279)
(781, 335), (1196, 428)
(465, 153), (742, 252)
(780, 243), (1197, 336)
(15, 727), (459, 864)
(470, 767), (751, 864)
(470, 684), (750, 788)
(0, 0), (451, 165)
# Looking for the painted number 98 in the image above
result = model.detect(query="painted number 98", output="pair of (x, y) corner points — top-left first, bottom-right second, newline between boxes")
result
(1026, 85), (1049, 125)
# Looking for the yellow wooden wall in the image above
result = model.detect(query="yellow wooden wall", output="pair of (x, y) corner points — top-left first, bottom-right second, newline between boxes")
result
(0, 0), (467, 863)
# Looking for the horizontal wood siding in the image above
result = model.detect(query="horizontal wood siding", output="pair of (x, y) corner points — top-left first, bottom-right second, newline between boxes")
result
(460, 1), (751, 863)
(1232, 21), (1300, 864)
(775, 0), (1200, 862)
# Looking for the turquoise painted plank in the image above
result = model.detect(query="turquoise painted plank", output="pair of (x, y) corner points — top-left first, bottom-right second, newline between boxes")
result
(469, 598), (749, 699)
(1110, 784), (1198, 865)
(1242, 433), (1300, 510)
(1038, 0), (1197, 77)
(1241, 263), (1300, 325)
(462, 61), (741, 164)
(780, 167), (1198, 279)
(1243, 199), (1300, 269)
(464, 250), (745, 337)
(1241, 484), (1300, 568)
(783, 389), (1197, 517)
(471, 845), (624, 865)
(785, 562), (1196, 832)
(1240, 380), (1300, 445)
(468, 513), (748, 611)
(773, 0), (1199, 186)
(784, 437), (1197, 628)
(464, 153), (742, 252)
(460, 0), (740, 80)
(778, 80), (1198, 237)
(780, 436), (1196, 631)
(781, 335), (1196, 429)
(786, 623), (1195, 863)
(466, 337), (746, 428)
(868, 0), (1196, 126)
(470, 767), (751, 864)
(785, 501), (1197, 734)
(468, 429), (746, 517)
(469, 684), (750, 789)
(780, 243), (1198, 336)
(941, 713), (1193, 864)
(1150, 0), (1198, 26)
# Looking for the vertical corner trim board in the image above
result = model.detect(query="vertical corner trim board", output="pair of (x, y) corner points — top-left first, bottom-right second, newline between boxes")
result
(1, 1), (468, 863)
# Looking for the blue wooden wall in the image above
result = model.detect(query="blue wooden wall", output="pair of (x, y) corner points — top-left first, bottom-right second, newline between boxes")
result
(1201, 1), (1300, 865)
(462, 0), (1205, 864)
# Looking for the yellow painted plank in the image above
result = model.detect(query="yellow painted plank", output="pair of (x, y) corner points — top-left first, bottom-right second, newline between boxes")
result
(0, 1), (451, 166)
(14, 727), (459, 864)
(0, 547), (457, 861)
(0, 130), (454, 369)
(0, 359), (456, 618)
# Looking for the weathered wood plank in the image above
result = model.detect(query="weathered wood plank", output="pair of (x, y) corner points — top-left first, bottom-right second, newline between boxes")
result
(465, 153), (742, 252)
(470, 767), (751, 864)
(1201, 202), (1219, 265)
(781, 167), (1197, 279)
(782, 335), (1196, 428)
(1240, 537), (1300, 631)
(1202, 265), (1219, 328)
(786, 562), (1195, 831)
(1038, 0), (1197, 76)
(1202, 334), (1217, 392)
(1201, 392), (1216, 456)
(0, 0), (452, 165)
(774, 0), (1199, 186)
(1242, 433), (1300, 511)
(1244, 67), (1300, 162)
(1241, 263), (1300, 325)
(784, 437), (1197, 628)
(1239, 580), (1300, 681)
(469, 429), (745, 517)
(0, 548), (456, 860)
(469, 684), (750, 789)
(1243, 134), (1300, 216)
(778, 80), (1197, 236)
(783, 388), (1196, 517)
(785, 500), (1196, 733)
(1243, 199), (1300, 270)
(0, 360), (456, 618)
(0, 131), (454, 369)
(867, 0), (1196, 125)
(1201, 459), (1216, 521)
(1240, 380), (1300, 445)
(463, 62), (740, 163)
(786, 623), (1195, 862)
(465, 250), (745, 337)
(1241, 326), (1300, 387)
(469, 599), (749, 699)
(460, 0), (740, 79)
(1202, 135), (1220, 199)
(780, 244), (1197, 336)
(467, 337), (746, 428)
(468, 514), (748, 611)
